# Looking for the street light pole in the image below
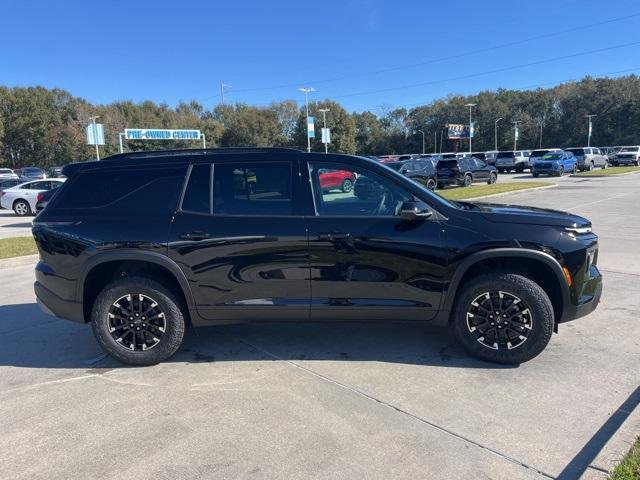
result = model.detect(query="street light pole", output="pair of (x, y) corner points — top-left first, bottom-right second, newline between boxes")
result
(418, 129), (425, 154)
(512, 121), (522, 151)
(465, 103), (476, 153)
(586, 114), (597, 147)
(494, 117), (503, 151)
(319, 108), (330, 153)
(89, 115), (100, 161)
(434, 131), (437, 153)
(298, 87), (315, 152)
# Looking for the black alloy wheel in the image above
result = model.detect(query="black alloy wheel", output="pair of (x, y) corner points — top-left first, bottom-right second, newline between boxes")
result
(107, 293), (167, 352)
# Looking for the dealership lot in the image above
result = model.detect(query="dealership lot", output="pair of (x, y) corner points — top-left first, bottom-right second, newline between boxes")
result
(0, 173), (638, 479)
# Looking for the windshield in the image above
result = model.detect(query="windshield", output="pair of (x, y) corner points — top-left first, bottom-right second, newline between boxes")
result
(542, 153), (563, 160)
(530, 150), (550, 158)
(22, 168), (43, 173)
(620, 147), (639, 152)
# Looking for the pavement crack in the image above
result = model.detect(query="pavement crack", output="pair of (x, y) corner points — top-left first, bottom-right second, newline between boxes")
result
(599, 269), (640, 278)
(226, 334), (555, 480)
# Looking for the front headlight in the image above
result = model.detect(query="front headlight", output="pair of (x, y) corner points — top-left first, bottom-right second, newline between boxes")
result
(565, 226), (592, 234)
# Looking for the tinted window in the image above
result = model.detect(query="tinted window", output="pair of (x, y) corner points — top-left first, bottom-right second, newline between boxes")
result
(437, 160), (458, 169)
(213, 162), (292, 215)
(309, 162), (411, 217)
(497, 151), (514, 158)
(181, 164), (211, 214)
(620, 147), (639, 152)
(56, 167), (186, 214)
(27, 181), (49, 190)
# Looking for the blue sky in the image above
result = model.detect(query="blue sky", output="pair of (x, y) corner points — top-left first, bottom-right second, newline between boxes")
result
(2, 0), (640, 112)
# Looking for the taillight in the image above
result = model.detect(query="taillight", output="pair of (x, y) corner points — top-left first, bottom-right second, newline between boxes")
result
(37, 193), (44, 202)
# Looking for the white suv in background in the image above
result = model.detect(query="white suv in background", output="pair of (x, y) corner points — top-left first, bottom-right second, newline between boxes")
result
(0, 179), (66, 216)
(612, 146), (640, 166)
(0, 168), (19, 180)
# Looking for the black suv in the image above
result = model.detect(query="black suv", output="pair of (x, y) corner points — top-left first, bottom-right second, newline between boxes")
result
(436, 157), (497, 188)
(33, 148), (602, 366)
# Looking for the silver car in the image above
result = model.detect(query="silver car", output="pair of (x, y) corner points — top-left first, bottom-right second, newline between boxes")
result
(565, 147), (608, 171)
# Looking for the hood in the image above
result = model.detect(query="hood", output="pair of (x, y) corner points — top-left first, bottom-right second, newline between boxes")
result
(472, 202), (591, 227)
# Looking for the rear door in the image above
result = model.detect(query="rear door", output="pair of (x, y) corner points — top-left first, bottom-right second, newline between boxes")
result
(168, 158), (311, 323)
(304, 159), (444, 321)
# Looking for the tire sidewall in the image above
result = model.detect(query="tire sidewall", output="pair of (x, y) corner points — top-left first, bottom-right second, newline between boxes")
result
(91, 277), (186, 366)
(342, 178), (353, 193)
(14, 200), (30, 216)
(451, 273), (554, 364)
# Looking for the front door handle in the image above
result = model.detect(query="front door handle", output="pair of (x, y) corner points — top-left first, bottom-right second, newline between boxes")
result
(180, 231), (210, 241)
(318, 232), (351, 241)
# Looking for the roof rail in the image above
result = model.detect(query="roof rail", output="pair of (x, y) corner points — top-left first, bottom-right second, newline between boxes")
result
(102, 147), (303, 161)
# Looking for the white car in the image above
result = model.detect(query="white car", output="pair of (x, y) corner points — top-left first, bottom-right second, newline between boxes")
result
(0, 178), (66, 216)
(0, 168), (19, 180)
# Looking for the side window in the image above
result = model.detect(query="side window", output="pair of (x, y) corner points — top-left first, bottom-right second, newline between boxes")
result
(56, 167), (186, 214)
(181, 164), (211, 214)
(309, 162), (412, 217)
(477, 159), (487, 168)
(29, 181), (48, 190)
(213, 162), (292, 215)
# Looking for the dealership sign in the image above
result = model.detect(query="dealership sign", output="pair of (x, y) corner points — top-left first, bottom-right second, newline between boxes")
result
(447, 124), (471, 139)
(124, 128), (201, 140)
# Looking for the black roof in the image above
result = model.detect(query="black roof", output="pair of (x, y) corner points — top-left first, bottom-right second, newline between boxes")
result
(62, 147), (305, 177)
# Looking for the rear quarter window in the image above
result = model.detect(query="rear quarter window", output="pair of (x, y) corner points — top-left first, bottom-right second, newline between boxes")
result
(54, 166), (187, 214)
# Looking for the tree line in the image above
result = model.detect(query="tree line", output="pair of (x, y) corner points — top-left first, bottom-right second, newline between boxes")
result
(1, 74), (639, 168)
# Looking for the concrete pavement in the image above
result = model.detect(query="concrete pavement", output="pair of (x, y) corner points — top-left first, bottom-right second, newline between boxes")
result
(0, 173), (638, 480)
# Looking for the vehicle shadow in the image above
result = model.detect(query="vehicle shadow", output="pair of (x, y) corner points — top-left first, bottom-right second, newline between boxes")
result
(0, 222), (32, 228)
(0, 303), (513, 370)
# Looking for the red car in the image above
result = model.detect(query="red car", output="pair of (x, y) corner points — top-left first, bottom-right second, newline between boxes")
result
(319, 169), (356, 193)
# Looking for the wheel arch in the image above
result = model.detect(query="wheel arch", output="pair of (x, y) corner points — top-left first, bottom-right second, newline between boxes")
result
(78, 250), (196, 324)
(441, 248), (570, 325)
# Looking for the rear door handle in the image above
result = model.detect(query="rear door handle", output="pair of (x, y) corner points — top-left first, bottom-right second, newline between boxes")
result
(318, 232), (351, 241)
(180, 231), (210, 241)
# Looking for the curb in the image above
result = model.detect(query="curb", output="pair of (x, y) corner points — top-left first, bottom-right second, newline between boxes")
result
(463, 184), (557, 202)
(585, 387), (640, 477)
(570, 170), (640, 178)
(0, 254), (39, 269)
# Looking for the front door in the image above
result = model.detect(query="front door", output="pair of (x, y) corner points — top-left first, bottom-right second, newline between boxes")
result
(304, 160), (445, 322)
(168, 160), (310, 323)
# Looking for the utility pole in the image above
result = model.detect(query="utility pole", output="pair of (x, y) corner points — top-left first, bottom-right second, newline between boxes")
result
(319, 108), (330, 153)
(418, 129), (425, 154)
(586, 114), (597, 147)
(465, 103), (476, 153)
(89, 115), (100, 161)
(494, 118), (503, 151)
(433, 131), (437, 153)
(298, 87), (315, 153)
(539, 122), (544, 148)
(512, 121), (522, 151)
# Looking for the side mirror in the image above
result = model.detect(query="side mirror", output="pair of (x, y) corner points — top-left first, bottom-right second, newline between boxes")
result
(400, 201), (433, 221)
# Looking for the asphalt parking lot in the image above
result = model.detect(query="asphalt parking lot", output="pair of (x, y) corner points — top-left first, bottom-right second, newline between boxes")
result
(1, 173), (638, 480)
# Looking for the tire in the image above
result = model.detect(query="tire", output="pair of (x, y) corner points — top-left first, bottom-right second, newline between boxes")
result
(13, 199), (31, 216)
(487, 172), (497, 185)
(571, 165), (577, 174)
(451, 272), (554, 364)
(341, 178), (353, 193)
(602, 161), (608, 169)
(588, 161), (594, 171)
(532, 173), (539, 178)
(91, 276), (187, 366)
(426, 178), (437, 191)
(515, 164), (524, 173)
(463, 174), (472, 187)
(557, 167), (564, 177)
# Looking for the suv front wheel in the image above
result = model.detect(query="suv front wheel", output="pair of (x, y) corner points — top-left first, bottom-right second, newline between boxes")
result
(451, 272), (554, 364)
(91, 277), (186, 366)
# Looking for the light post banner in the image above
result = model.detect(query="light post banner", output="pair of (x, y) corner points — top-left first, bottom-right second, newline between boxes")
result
(124, 129), (201, 140)
(307, 117), (315, 138)
(515, 127), (519, 141)
(86, 124), (105, 145)
(321, 128), (331, 144)
(469, 122), (475, 138)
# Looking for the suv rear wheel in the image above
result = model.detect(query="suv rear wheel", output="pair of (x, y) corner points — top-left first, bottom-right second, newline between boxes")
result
(451, 272), (554, 364)
(487, 172), (497, 184)
(91, 277), (186, 366)
(463, 174), (472, 187)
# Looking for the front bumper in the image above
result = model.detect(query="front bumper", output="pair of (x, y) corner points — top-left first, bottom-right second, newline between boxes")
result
(559, 264), (603, 323)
